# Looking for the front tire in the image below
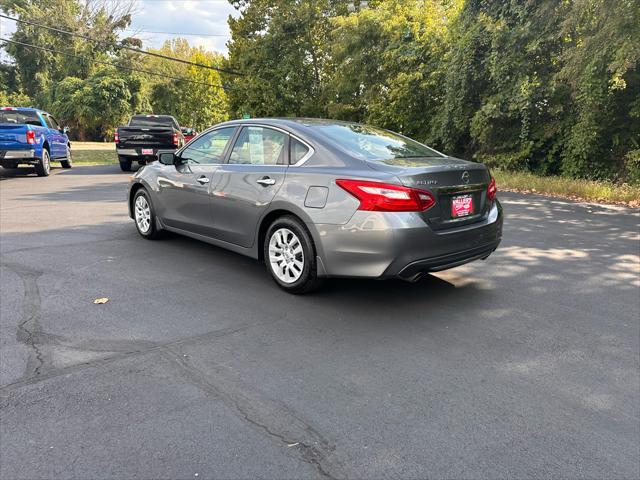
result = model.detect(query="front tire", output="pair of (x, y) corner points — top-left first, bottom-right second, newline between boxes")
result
(60, 145), (72, 168)
(119, 156), (132, 172)
(133, 189), (161, 239)
(35, 150), (51, 177)
(264, 216), (322, 294)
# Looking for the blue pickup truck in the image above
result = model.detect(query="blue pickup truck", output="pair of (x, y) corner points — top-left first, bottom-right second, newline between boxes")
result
(0, 107), (72, 176)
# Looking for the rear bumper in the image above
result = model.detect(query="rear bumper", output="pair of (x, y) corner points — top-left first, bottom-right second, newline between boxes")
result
(311, 200), (503, 278)
(0, 149), (36, 161)
(117, 147), (176, 158)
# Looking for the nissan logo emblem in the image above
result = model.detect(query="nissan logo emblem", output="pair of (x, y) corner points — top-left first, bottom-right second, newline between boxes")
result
(461, 171), (470, 184)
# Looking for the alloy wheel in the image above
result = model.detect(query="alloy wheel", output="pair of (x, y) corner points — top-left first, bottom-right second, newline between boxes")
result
(135, 195), (151, 233)
(268, 228), (305, 283)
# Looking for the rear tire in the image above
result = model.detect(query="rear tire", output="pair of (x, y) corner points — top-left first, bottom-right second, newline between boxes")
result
(133, 188), (161, 239)
(35, 150), (51, 177)
(264, 216), (323, 294)
(60, 145), (72, 168)
(119, 156), (132, 172)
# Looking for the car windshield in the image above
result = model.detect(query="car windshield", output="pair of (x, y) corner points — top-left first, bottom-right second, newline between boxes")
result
(129, 116), (177, 128)
(314, 123), (443, 161)
(0, 110), (43, 126)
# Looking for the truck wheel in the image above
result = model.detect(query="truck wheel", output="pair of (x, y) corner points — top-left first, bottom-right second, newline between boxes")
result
(119, 156), (132, 172)
(35, 150), (51, 177)
(60, 145), (72, 168)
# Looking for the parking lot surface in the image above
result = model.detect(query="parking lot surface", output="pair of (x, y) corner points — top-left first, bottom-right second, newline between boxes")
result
(1, 165), (639, 479)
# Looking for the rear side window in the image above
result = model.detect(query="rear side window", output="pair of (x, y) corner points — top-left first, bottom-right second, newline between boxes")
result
(43, 114), (60, 130)
(290, 137), (310, 164)
(228, 126), (287, 166)
(47, 115), (61, 130)
(0, 111), (43, 127)
(179, 127), (236, 164)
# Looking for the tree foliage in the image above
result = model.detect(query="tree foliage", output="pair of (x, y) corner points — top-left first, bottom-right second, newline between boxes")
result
(225, 0), (639, 182)
(1, 0), (638, 182)
(146, 40), (229, 131)
(0, 0), (227, 138)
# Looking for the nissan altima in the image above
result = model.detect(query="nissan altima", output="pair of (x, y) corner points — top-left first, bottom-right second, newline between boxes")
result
(127, 118), (503, 293)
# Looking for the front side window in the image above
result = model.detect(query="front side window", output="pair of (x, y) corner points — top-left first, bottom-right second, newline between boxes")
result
(179, 127), (236, 165)
(228, 127), (287, 166)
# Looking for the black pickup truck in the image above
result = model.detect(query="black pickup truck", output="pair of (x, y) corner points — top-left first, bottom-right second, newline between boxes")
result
(115, 114), (185, 171)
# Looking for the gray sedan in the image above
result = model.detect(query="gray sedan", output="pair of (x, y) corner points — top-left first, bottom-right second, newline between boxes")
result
(127, 118), (503, 293)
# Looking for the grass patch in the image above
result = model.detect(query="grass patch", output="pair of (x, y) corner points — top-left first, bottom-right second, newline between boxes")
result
(72, 149), (118, 165)
(72, 141), (114, 151)
(494, 170), (640, 206)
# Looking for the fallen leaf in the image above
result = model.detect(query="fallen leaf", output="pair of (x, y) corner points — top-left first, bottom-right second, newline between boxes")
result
(93, 297), (109, 304)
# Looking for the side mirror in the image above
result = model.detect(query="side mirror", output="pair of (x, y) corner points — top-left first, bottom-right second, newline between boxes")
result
(158, 151), (176, 165)
(62, 126), (70, 134)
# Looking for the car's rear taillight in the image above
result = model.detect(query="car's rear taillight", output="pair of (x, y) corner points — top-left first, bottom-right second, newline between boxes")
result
(487, 177), (497, 201)
(336, 179), (435, 212)
(26, 130), (35, 145)
(114, 131), (119, 143)
(172, 133), (179, 146)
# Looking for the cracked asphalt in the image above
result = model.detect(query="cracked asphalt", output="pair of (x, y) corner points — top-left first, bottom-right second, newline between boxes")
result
(1, 165), (639, 479)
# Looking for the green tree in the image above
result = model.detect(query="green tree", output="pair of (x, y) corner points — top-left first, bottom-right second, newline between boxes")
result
(49, 68), (134, 139)
(146, 39), (229, 130)
(1, 0), (137, 100)
(225, 0), (349, 118)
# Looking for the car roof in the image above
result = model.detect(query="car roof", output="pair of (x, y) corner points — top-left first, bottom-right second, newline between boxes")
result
(221, 117), (358, 128)
(0, 107), (44, 113)
(217, 117), (370, 142)
(131, 114), (175, 118)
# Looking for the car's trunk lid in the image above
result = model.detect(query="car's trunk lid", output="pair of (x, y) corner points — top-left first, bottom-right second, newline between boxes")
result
(365, 156), (491, 230)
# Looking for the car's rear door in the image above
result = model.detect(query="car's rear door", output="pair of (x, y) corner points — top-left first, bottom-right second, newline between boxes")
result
(42, 114), (65, 158)
(209, 125), (289, 247)
(155, 126), (237, 236)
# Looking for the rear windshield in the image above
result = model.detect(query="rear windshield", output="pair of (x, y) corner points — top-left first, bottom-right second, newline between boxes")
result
(0, 111), (43, 126)
(314, 124), (443, 161)
(129, 115), (177, 128)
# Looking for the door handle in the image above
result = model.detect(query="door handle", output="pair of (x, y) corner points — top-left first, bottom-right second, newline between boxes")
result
(256, 177), (276, 186)
(196, 176), (210, 185)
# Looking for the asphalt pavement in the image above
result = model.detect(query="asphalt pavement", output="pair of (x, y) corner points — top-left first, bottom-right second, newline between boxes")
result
(1, 165), (639, 479)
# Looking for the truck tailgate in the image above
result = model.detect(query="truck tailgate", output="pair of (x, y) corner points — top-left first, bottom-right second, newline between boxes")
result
(0, 125), (28, 146)
(117, 126), (176, 149)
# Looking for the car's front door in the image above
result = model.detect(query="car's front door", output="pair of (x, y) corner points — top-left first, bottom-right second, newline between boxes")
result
(210, 125), (289, 247)
(156, 126), (237, 236)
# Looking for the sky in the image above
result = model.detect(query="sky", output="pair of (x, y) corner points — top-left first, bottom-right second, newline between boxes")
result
(124, 0), (238, 54)
(0, 0), (239, 61)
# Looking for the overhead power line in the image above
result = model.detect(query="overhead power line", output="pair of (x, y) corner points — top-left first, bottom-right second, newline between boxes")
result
(0, 38), (230, 91)
(0, 13), (244, 76)
(124, 28), (231, 37)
